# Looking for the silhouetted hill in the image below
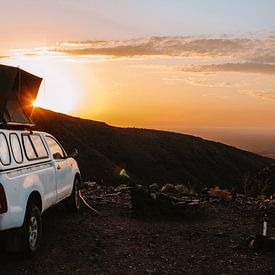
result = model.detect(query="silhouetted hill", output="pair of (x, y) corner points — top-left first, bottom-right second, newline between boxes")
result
(245, 163), (275, 195)
(32, 108), (273, 190)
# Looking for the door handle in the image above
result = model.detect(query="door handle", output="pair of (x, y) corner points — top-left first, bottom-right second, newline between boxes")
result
(57, 165), (61, 170)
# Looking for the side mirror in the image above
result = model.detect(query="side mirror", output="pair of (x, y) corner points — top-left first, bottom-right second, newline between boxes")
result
(68, 148), (78, 158)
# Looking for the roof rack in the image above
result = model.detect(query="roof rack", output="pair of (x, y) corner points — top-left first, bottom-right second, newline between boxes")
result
(0, 122), (34, 132)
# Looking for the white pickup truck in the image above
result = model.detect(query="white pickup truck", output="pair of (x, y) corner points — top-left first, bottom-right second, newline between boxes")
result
(0, 129), (81, 255)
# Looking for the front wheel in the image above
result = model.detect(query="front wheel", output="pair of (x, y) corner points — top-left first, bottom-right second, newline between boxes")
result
(23, 203), (42, 256)
(66, 177), (81, 212)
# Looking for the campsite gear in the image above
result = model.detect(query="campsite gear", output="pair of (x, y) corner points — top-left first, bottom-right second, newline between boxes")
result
(0, 64), (42, 127)
(263, 211), (268, 236)
(248, 234), (275, 251)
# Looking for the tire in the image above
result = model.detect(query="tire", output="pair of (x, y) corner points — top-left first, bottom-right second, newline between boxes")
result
(66, 177), (81, 212)
(23, 203), (42, 256)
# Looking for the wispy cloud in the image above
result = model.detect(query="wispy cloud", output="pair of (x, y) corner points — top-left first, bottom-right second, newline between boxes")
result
(162, 75), (232, 87)
(181, 62), (275, 75)
(184, 77), (232, 87)
(134, 62), (275, 76)
(249, 90), (275, 99)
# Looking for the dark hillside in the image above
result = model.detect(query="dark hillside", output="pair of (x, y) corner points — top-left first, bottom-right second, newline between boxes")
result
(32, 108), (273, 189)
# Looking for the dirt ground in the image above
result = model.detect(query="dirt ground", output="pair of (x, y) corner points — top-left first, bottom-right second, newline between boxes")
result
(1, 191), (275, 274)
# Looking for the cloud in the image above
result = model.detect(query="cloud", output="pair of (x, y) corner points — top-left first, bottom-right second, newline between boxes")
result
(53, 35), (275, 63)
(249, 54), (275, 64)
(249, 90), (275, 99)
(55, 37), (160, 57)
(56, 37), (244, 57)
(184, 77), (232, 87)
(134, 62), (275, 76)
(162, 74), (234, 88)
(181, 62), (275, 75)
(59, 45), (158, 57)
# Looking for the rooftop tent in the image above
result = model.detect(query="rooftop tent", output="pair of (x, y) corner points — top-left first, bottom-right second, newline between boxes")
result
(0, 64), (42, 127)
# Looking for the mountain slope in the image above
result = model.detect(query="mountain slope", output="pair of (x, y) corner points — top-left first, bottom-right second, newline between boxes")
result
(32, 108), (273, 189)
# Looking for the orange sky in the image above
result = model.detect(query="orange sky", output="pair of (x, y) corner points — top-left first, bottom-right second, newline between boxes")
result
(1, 1), (275, 156)
(1, 1), (275, 131)
(1, 34), (275, 130)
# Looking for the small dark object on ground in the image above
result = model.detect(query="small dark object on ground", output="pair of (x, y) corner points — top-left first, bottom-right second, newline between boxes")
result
(130, 186), (199, 218)
(247, 234), (275, 252)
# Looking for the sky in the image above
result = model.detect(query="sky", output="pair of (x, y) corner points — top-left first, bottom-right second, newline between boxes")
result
(1, 0), (275, 48)
(1, 0), (275, 154)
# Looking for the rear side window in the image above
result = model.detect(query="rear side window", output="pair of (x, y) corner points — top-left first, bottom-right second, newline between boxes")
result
(22, 134), (48, 160)
(30, 135), (48, 158)
(0, 133), (11, 165)
(22, 135), (37, 160)
(10, 133), (23, 163)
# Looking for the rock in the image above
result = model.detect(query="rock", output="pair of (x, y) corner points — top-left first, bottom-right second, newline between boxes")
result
(87, 182), (97, 190)
(175, 184), (189, 194)
(201, 187), (210, 195)
(161, 184), (177, 194)
(115, 184), (128, 192)
(209, 186), (232, 202)
(106, 186), (115, 194)
(149, 183), (160, 191)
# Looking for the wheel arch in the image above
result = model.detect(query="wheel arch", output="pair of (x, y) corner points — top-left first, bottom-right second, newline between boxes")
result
(75, 172), (82, 187)
(27, 191), (42, 213)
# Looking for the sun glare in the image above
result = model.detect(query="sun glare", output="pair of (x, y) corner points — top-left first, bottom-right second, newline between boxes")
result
(32, 99), (39, 107)
(34, 78), (78, 114)
(9, 55), (81, 114)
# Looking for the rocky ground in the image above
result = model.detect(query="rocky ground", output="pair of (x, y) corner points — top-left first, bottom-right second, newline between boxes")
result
(1, 184), (275, 274)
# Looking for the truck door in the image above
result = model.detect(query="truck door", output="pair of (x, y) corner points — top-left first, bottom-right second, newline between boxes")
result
(45, 136), (72, 201)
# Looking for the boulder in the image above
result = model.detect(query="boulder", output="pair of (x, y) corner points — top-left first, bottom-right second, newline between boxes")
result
(175, 184), (189, 194)
(161, 184), (177, 194)
(149, 183), (160, 192)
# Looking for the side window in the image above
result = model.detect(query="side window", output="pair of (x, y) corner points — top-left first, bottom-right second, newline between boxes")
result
(0, 133), (11, 165)
(10, 133), (23, 163)
(46, 136), (65, 160)
(22, 135), (37, 160)
(30, 135), (48, 158)
(22, 134), (49, 160)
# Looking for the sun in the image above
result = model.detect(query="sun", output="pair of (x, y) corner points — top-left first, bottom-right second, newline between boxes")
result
(22, 56), (80, 114)
(33, 80), (78, 114)
(32, 99), (39, 107)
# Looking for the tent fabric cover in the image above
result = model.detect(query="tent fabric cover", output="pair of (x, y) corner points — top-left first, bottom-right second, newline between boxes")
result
(0, 64), (42, 126)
